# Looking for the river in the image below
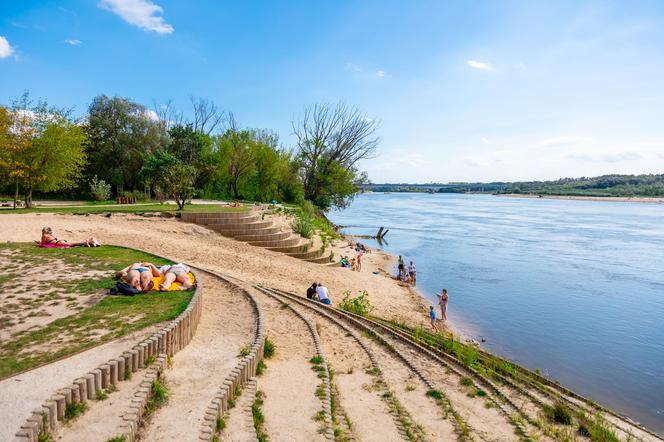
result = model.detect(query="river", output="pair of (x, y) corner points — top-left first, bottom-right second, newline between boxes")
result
(328, 192), (664, 434)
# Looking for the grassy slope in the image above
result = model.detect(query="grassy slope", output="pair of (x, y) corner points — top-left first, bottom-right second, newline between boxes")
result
(0, 243), (194, 379)
(0, 202), (250, 215)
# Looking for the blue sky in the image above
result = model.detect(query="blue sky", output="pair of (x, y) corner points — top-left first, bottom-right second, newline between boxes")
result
(1, 0), (664, 183)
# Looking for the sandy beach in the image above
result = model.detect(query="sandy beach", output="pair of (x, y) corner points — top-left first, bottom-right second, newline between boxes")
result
(495, 193), (664, 204)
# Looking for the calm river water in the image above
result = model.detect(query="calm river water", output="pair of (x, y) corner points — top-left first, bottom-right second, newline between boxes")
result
(328, 192), (664, 434)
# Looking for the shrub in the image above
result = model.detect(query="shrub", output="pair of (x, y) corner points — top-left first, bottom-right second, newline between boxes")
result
(64, 402), (87, 420)
(151, 379), (169, 405)
(291, 213), (314, 238)
(543, 401), (573, 425)
(89, 175), (111, 201)
(426, 389), (443, 400)
(460, 377), (474, 387)
(216, 415), (226, 431)
(256, 360), (267, 376)
(264, 336), (275, 358)
(338, 290), (374, 317)
(310, 356), (323, 364)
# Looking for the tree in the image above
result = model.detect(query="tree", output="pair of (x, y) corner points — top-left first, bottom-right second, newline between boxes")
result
(293, 102), (379, 209)
(86, 95), (167, 194)
(140, 151), (195, 209)
(190, 96), (224, 135)
(215, 116), (257, 199)
(0, 95), (87, 207)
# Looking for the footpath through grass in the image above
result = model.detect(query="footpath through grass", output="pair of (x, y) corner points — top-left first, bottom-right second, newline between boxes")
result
(0, 202), (250, 215)
(0, 243), (194, 379)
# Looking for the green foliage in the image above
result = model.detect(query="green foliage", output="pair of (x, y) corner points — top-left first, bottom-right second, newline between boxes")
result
(264, 336), (275, 359)
(543, 402), (573, 425)
(338, 290), (374, 317)
(577, 414), (620, 442)
(95, 389), (109, 401)
(502, 174), (664, 197)
(140, 150), (196, 209)
(64, 401), (87, 420)
(426, 389), (443, 400)
(239, 345), (250, 357)
(256, 360), (267, 376)
(89, 175), (111, 201)
(310, 356), (323, 364)
(252, 390), (268, 442)
(216, 415), (226, 431)
(151, 378), (169, 405)
(291, 213), (314, 238)
(106, 437), (126, 442)
(460, 377), (474, 387)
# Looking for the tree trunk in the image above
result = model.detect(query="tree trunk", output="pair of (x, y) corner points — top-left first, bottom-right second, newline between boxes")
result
(13, 181), (19, 209)
(25, 187), (33, 208)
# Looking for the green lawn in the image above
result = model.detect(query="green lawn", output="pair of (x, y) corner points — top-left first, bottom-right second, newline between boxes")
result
(0, 243), (195, 379)
(0, 202), (250, 215)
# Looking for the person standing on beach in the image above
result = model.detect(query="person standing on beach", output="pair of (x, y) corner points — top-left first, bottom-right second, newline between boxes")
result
(437, 289), (448, 321)
(408, 260), (416, 284)
(397, 255), (404, 280)
(429, 306), (438, 331)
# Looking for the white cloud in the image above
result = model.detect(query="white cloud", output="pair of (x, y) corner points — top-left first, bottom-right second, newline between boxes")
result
(538, 136), (592, 147)
(145, 109), (160, 121)
(99, 0), (174, 34)
(65, 39), (82, 46)
(567, 151), (642, 163)
(481, 137), (489, 144)
(0, 36), (14, 59)
(345, 63), (362, 72)
(376, 70), (386, 78)
(467, 60), (493, 71)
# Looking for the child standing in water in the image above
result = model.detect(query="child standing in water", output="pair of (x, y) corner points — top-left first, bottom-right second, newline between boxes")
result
(429, 306), (438, 331)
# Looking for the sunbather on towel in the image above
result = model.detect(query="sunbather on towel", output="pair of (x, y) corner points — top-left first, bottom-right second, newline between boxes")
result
(39, 226), (101, 247)
(158, 263), (193, 291)
(116, 262), (161, 292)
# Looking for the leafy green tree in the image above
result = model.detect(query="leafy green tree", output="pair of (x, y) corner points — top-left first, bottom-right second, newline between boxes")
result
(140, 150), (195, 209)
(0, 96), (87, 207)
(86, 95), (167, 194)
(167, 124), (215, 191)
(293, 102), (379, 209)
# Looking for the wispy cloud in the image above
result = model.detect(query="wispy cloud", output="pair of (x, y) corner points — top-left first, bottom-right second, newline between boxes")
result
(65, 39), (82, 46)
(467, 60), (493, 71)
(538, 136), (592, 147)
(481, 137), (489, 144)
(376, 70), (386, 78)
(0, 36), (14, 59)
(567, 151), (642, 163)
(345, 63), (362, 72)
(99, 0), (174, 34)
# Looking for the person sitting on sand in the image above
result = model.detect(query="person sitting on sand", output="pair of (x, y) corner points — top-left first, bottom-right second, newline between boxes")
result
(158, 263), (192, 291)
(306, 282), (318, 299)
(316, 282), (331, 305)
(39, 226), (101, 247)
(429, 306), (438, 331)
(340, 256), (349, 268)
(116, 262), (161, 292)
(436, 289), (448, 321)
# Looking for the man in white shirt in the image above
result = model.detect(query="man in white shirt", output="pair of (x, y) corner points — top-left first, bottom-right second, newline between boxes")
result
(316, 282), (331, 305)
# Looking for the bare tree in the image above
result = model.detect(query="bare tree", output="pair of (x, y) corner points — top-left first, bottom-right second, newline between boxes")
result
(190, 96), (224, 135)
(293, 102), (379, 207)
(152, 99), (184, 130)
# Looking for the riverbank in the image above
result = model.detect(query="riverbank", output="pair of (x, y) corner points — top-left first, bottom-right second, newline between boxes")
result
(496, 193), (664, 204)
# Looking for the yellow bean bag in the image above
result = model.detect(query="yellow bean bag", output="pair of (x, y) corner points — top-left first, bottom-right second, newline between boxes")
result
(150, 272), (196, 291)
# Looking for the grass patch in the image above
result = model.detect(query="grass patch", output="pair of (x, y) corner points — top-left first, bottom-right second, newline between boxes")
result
(95, 389), (109, 401)
(460, 377), (474, 387)
(106, 437), (126, 442)
(252, 390), (268, 442)
(64, 401), (87, 421)
(144, 378), (169, 417)
(310, 355), (323, 364)
(543, 401), (573, 425)
(239, 345), (251, 357)
(216, 415), (226, 431)
(0, 244), (194, 380)
(263, 336), (275, 359)
(256, 360), (267, 376)
(426, 389), (443, 400)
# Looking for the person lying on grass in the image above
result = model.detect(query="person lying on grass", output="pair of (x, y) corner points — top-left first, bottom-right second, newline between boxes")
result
(158, 263), (193, 291)
(39, 226), (101, 247)
(116, 262), (161, 292)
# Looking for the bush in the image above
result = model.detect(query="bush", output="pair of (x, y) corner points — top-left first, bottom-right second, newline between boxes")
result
(338, 290), (374, 317)
(291, 213), (314, 238)
(264, 336), (275, 358)
(543, 401), (573, 425)
(89, 175), (111, 201)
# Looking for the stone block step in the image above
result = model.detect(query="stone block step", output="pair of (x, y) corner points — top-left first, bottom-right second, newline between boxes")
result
(247, 236), (301, 248)
(266, 243), (311, 254)
(234, 231), (290, 242)
(287, 248), (325, 260)
(305, 254), (334, 264)
(213, 226), (283, 237)
(207, 220), (274, 232)
(196, 215), (261, 225)
(180, 211), (256, 223)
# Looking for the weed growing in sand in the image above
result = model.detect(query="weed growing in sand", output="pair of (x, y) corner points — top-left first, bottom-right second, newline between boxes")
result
(143, 378), (169, 417)
(313, 410), (326, 422)
(315, 383), (326, 399)
(543, 401), (573, 425)
(216, 415), (226, 431)
(239, 344), (251, 357)
(311, 365), (325, 373)
(37, 421), (53, 442)
(310, 355), (323, 364)
(124, 370), (132, 381)
(263, 337), (275, 359)
(145, 355), (156, 366)
(405, 382), (416, 392)
(365, 367), (380, 376)
(460, 377), (474, 387)
(577, 413), (619, 442)
(256, 360), (267, 376)
(64, 401), (87, 421)
(95, 389), (109, 401)
(426, 389), (443, 400)
(234, 385), (242, 397)
(106, 437), (126, 442)
(280, 303), (289, 309)
(339, 290), (374, 317)
(107, 383), (118, 393)
(252, 390), (268, 442)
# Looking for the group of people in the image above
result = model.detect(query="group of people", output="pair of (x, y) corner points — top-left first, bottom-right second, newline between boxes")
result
(340, 252), (363, 271)
(429, 289), (449, 331)
(116, 262), (193, 293)
(397, 255), (416, 284)
(306, 282), (331, 305)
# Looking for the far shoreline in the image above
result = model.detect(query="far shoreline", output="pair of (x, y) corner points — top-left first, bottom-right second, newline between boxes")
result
(494, 193), (664, 204)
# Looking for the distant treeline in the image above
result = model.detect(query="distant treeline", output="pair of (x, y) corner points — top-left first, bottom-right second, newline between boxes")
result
(0, 94), (379, 209)
(366, 174), (664, 197)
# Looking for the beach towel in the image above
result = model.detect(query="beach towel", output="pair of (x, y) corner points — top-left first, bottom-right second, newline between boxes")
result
(150, 272), (196, 291)
(35, 242), (71, 249)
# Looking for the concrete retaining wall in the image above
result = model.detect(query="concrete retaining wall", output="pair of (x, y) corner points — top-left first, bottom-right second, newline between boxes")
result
(14, 274), (203, 442)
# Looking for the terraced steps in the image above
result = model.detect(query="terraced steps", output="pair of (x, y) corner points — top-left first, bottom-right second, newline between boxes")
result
(182, 210), (337, 266)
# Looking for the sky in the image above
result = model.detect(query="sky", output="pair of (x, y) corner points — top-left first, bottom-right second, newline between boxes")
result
(1, 0), (664, 183)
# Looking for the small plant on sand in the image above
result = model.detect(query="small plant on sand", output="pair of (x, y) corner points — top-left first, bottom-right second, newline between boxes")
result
(426, 389), (443, 400)
(95, 389), (109, 401)
(291, 213), (314, 239)
(263, 336), (275, 359)
(310, 355), (323, 364)
(107, 383), (118, 393)
(145, 355), (156, 366)
(239, 344), (251, 357)
(577, 413), (619, 442)
(460, 377), (474, 387)
(543, 401), (573, 425)
(256, 360), (267, 376)
(365, 367), (380, 376)
(311, 365), (325, 373)
(106, 437), (126, 442)
(143, 378), (169, 417)
(338, 290), (374, 317)
(280, 303), (289, 309)
(64, 401), (87, 421)
(252, 390), (268, 442)
(216, 415), (226, 431)
(313, 410), (326, 422)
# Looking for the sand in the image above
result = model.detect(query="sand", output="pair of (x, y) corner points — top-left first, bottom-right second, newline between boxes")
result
(496, 193), (664, 204)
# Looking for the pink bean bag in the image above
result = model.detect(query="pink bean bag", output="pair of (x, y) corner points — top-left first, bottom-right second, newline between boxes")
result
(35, 242), (71, 249)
